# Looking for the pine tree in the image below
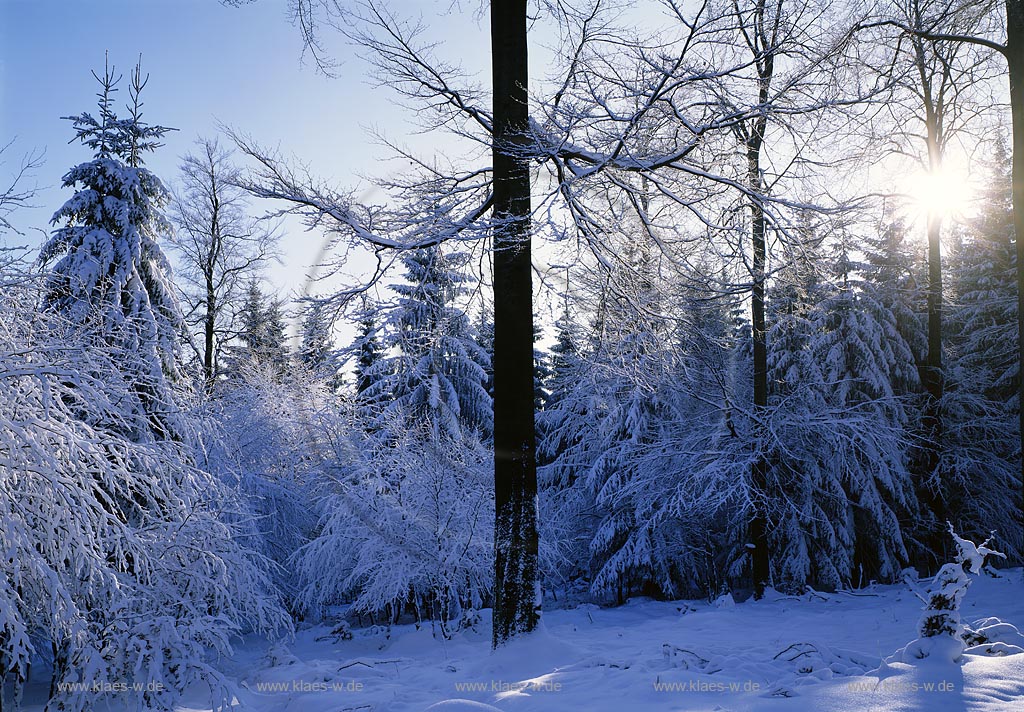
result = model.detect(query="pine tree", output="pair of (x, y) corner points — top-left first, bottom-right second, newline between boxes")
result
(541, 238), (684, 601)
(298, 302), (339, 381)
(228, 280), (291, 379)
(542, 308), (582, 415)
(765, 239), (919, 590)
(861, 217), (927, 396)
(350, 297), (386, 400)
(40, 57), (182, 441)
(262, 297), (291, 370)
(299, 303), (332, 369)
(939, 140), (1023, 561)
(473, 308), (495, 399)
(366, 246), (491, 440)
(952, 139), (1017, 403)
(536, 307), (595, 591)
(296, 249), (494, 626)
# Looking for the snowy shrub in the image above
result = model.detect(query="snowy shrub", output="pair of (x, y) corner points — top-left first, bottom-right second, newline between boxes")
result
(294, 410), (492, 633)
(963, 617), (1024, 656)
(199, 361), (330, 606)
(0, 266), (288, 711)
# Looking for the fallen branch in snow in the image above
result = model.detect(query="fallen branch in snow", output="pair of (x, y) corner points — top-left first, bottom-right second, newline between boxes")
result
(662, 644), (722, 673)
(801, 587), (829, 602)
(832, 589), (881, 598)
(337, 659), (405, 671)
(773, 642), (820, 662)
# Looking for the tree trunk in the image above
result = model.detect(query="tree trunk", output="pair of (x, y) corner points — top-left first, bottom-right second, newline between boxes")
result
(204, 282), (216, 391)
(921, 208), (945, 530)
(749, 188), (771, 598)
(490, 0), (540, 647)
(744, 0), (776, 598)
(746, 76), (771, 596)
(1007, 0), (1024, 561)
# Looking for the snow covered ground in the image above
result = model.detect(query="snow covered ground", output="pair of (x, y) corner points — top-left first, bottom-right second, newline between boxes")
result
(170, 569), (1024, 712)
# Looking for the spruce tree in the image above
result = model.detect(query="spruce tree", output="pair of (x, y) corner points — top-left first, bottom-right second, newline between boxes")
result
(299, 303), (335, 373)
(40, 57), (182, 441)
(940, 141), (1022, 560)
(369, 246), (491, 440)
(228, 279), (291, 379)
(765, 239), (919, 589)
(350, 297), (386, 400)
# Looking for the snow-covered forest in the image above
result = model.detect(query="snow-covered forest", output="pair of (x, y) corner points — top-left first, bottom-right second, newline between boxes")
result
(2, 0), (1024, 709)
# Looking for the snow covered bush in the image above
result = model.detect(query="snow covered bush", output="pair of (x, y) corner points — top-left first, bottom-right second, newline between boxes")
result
(0, 259), (288, 711)
(294, 410), (493, 634)
(199, 360), (330, 608)
(1, 62), (289, 710)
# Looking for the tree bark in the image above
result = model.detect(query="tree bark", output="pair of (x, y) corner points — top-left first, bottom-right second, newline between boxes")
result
(204, 282), (216, 390)
(749, 190), (770, 598)
(1007, 0), (1024, 559)
(746, 3), (774, 597)
(490, 0), (540, 647)
(921, 207), (944, 508)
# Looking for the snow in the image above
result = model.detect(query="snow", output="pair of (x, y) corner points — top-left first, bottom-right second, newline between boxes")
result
(121, 569), (1024, 711)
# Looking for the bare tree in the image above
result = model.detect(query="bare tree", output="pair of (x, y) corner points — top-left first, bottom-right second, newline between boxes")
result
(884, 0), (1001, 549)
(543, 0), (878, 596)
(862, 0), (1024, 557)
(0, 140), (43, 236)
(170, 137), (279, 389)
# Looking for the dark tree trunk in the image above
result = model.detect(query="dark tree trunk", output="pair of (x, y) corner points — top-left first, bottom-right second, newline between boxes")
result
(1007, 0), (1024, 560)
(204, 284), (216, 390)
(749, 185), (770, 598)
(910, 22), (948, 551)
(747, 39), (773, 598)
(490, 0), (540, 647)
(920, 208), (945, 529)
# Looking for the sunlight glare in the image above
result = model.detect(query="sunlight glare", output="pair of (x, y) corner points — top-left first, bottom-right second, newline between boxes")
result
(906, 167), (974, 221)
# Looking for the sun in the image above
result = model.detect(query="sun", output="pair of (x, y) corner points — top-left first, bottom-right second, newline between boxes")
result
(905, 166), (975, 222)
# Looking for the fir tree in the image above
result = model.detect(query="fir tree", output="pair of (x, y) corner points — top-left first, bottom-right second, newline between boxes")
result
(295, 302), (344, 395)
(350, 297), (386, 400)
(765, 239), (918, 589)
(298, 302), (337, 375)
(228, 280), (291, 379)
(40, 57), (182, 441)
(474, 308), (495, 399)
(364, 246), (491, 440)
(938, 140), (1022, 561)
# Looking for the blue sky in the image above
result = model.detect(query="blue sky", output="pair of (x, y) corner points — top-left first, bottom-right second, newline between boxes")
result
(1, 0), (492, 296)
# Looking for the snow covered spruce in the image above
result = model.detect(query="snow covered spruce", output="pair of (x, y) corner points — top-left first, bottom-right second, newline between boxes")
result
(898, 525), (1024, 664)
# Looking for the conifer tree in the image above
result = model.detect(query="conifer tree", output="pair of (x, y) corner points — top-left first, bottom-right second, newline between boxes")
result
(349, 297), (386, 401)
(40, 57), (183, 441)
(228, 279), (291, 379)
(365, 246), (491, 440)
